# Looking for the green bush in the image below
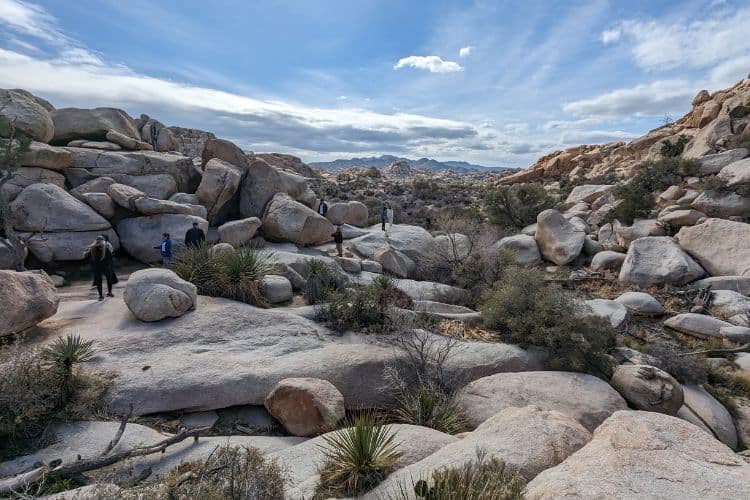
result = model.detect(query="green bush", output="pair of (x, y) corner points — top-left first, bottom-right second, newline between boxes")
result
(485, 183), (554, 229)
(607, 157), (700, 224)
(42, 334), (96, 406)
(318, 286), (389, 333)
(305, 258), (339, 305)
(316, 413), (401, 498)
(394, 381), (466, 434)
(172, 243), (275, 305)
(480, 266), (613, 373)
(398, 452), (526, 500)
(660, 135), (689, 158)
(164, 445), (285, 499)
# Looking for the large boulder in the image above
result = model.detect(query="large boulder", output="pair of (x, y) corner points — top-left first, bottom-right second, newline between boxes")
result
(718, 157), (750, 186)
(493, 234), (541, 265)
(581, 298), (629, 330)
(264, 377), (345, 436)
(614, 291), (664, 316)
(325, 201), (369, 227)
(240, 158), (310, 217)
(10, 183), (111, 232)
(51, 107), (140, 144)
(261, 275), (293, 304)
(373, 245), (415, 278)
(0, 89), (54, 142)
(610, 364), (683, 415)
(564, 184), (615, 206)
(664, 313), (734, 339)
(18, 229), (120, 263)
(80, 192), (116, 218)
(618, 236), (705, 287)
(200, 137), (250, 170)
(348, 225), (437, 262)
(693, 276), (750, 296)
(2, 166), (66, 202)
(709, 289), (750, 320)
(107, 183), (146, 210)
(675, 219), (750, 277)
(657, 209), (705, 227)
(0, 270), (59, 336)
(698, 148), (749, 175)
(105, 129), (153, 151)
(455, 371), (627, 431)
(18, 142), (73, 170)
(262, 193), (333, 246)
(108, 173), (178, 200)
(47, 296), (542, 416)
(196, 158), (244, 225)
(367, 406), (591, 499)
(134, 197), (195, 216)
(524, 410), (750, 499)
(613, 219), (666, 248)
(117, 214), (208, 263)
(534, 209), (585, 265)
(590, 250), (626, 271)
(218, 217), (262, 247)
(123, 268), (197, 322)
(691, 190), (750, 218)
(680, 384), (738, 449)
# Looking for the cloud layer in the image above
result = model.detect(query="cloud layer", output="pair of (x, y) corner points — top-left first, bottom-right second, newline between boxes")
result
(393, 55), (463, 73)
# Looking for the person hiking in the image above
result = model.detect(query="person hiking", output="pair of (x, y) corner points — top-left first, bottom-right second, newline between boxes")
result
(380, 205), (388, 231)
(185, 222), (205, 248)
(91, 234), (115, 287)
(85, 235), (115, 301)
(332, 225), (344, 257)
(154, 233), (173, 266)
(318, 197), (328, 216)
(386, 205), (394, 229)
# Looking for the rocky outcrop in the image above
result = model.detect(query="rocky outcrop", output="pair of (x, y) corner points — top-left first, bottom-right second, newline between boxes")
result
(493, 234), (541, 265)
(200, 137), (250, 170)
(455, 371), (627, 431)
(19, 142), (73, 170)
(264, 378), (345, 436)
(52, 107), (140, 144)
(691, 190), (750, 218)
(581, 299), (628, 330)
(373, 245), (415, 278)
(196, 158), (244, 224)
(675, 219), (750, 277)
(610, 364), (683, 415)
(618, 236), (705, 287)
(590, 250), (626, 271)
(117, 214), (208, 263)
(534, 209), (585, 265)
(698, 148), (749, 175)
(0, 270), (59, 336)
(0, 89), (54, 142)
(680, 384), (738, 449)
(262, 193), (333, 246)
(123, 268), (197, 322)
(664, 313), (734, 339)
(524, 410), (750, 500)
(240, 158), (310, 217)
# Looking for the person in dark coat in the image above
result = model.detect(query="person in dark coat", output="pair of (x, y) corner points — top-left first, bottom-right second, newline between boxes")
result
(185, 222), (205, 248)
(318, 197), (328, 216)
(332, 225), (344, 257)
(380, 205), (388, 231)
(85, 235), (115, 301)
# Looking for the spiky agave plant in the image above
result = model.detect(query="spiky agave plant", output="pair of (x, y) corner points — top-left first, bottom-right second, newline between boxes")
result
(216, 246), (276, 305)
(394, 382), (466, 434)
(170, 242), (221, 296)
(41, 334), (96, 406)
(315, 413), (401, 498)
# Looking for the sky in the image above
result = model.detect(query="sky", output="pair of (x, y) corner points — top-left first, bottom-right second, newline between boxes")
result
(0, 0), (748, 168)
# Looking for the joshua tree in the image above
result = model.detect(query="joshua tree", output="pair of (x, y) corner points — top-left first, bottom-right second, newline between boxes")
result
(0, 115), (31, 271)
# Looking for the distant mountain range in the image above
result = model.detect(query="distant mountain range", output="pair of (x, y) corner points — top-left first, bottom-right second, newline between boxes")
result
(309, 155), (506, 172)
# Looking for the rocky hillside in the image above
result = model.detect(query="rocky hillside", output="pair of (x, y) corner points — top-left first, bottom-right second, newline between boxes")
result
(500, 76), (750, 185)
(311, 153), (502, 172)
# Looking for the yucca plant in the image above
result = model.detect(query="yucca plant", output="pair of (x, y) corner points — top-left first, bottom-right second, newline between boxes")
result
(402, 452), (525, 500)
(315, 413), (401, 498)
(216, 246), (276, 305)
(305, 258), (337, 305)
(171, 242), (221, 296)
(41, 334), (96, 406)
(394, 382), (466, 434)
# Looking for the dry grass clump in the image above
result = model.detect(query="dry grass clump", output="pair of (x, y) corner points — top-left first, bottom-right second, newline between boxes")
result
(163, 445), (285, 500)
(436, 319), (500, 342)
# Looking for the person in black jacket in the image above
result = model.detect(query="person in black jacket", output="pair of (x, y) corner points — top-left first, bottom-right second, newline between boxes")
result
(185, 222), (205, 248)
(332, 225), (344, 257)
(85, 235), (115, 301)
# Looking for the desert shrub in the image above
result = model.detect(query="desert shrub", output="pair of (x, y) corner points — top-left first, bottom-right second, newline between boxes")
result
(485, 183), (554, 229)
(315, 413), (401, 498)
(172, 242), (275, 305)
(164, 445), (285, 499)
(727, 131), (750, 150)
(480, 266), (614, 374)
(318, 286), (388, 333)
(393, 381), (466, 434)
(708, 368), (750, 399)
(647, 343), (707, 385)
(700, 174), (750, 198)
(305, 258), (339, 305)
(660, 135), (689, 158)
(42, 334), (96, 406)
(451, 248), (516, 303)
(373, 274), (413, 309)
(397, 451), (525, 500)
(607, 157), (700, 224)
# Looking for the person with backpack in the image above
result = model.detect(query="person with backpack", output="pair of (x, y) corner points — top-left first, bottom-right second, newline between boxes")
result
(184, 222), (205, 248)
(332, 225), (344, 257)
(154, 233), (173, 265)
(318, 197), (328, 216)
(85, 235), (115, 301)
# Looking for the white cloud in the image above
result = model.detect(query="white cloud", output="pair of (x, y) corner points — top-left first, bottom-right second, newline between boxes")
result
(600, 28), (621, 44)
(394, 55), (463, 73)
(0, 0), (62, 43)
(458, 46), (473, 58)
(605, 8), (750, 71)
(562, 80), (695, 118)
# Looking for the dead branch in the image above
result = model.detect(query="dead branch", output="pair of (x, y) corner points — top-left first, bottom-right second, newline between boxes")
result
(0, 466), (49, 496)
(102, 409), (131, 456)
(677, 343), (750, 357)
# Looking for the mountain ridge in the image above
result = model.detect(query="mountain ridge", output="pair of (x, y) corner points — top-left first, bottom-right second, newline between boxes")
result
(310, 154), (505, 172)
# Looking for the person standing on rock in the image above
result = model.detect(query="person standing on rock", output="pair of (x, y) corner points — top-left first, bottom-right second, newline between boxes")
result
(381, 205), (388, 231)
(85, 235), (115, 301)
(317, 197), (328, 216)
(387, 205), (394, 229)
(154, 233), (172, 266)
(184, 222), (205, 248)
(332, 225), (344, 257)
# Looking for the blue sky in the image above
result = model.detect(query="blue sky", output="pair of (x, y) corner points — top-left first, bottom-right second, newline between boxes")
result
(0, 0), (748, 168)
